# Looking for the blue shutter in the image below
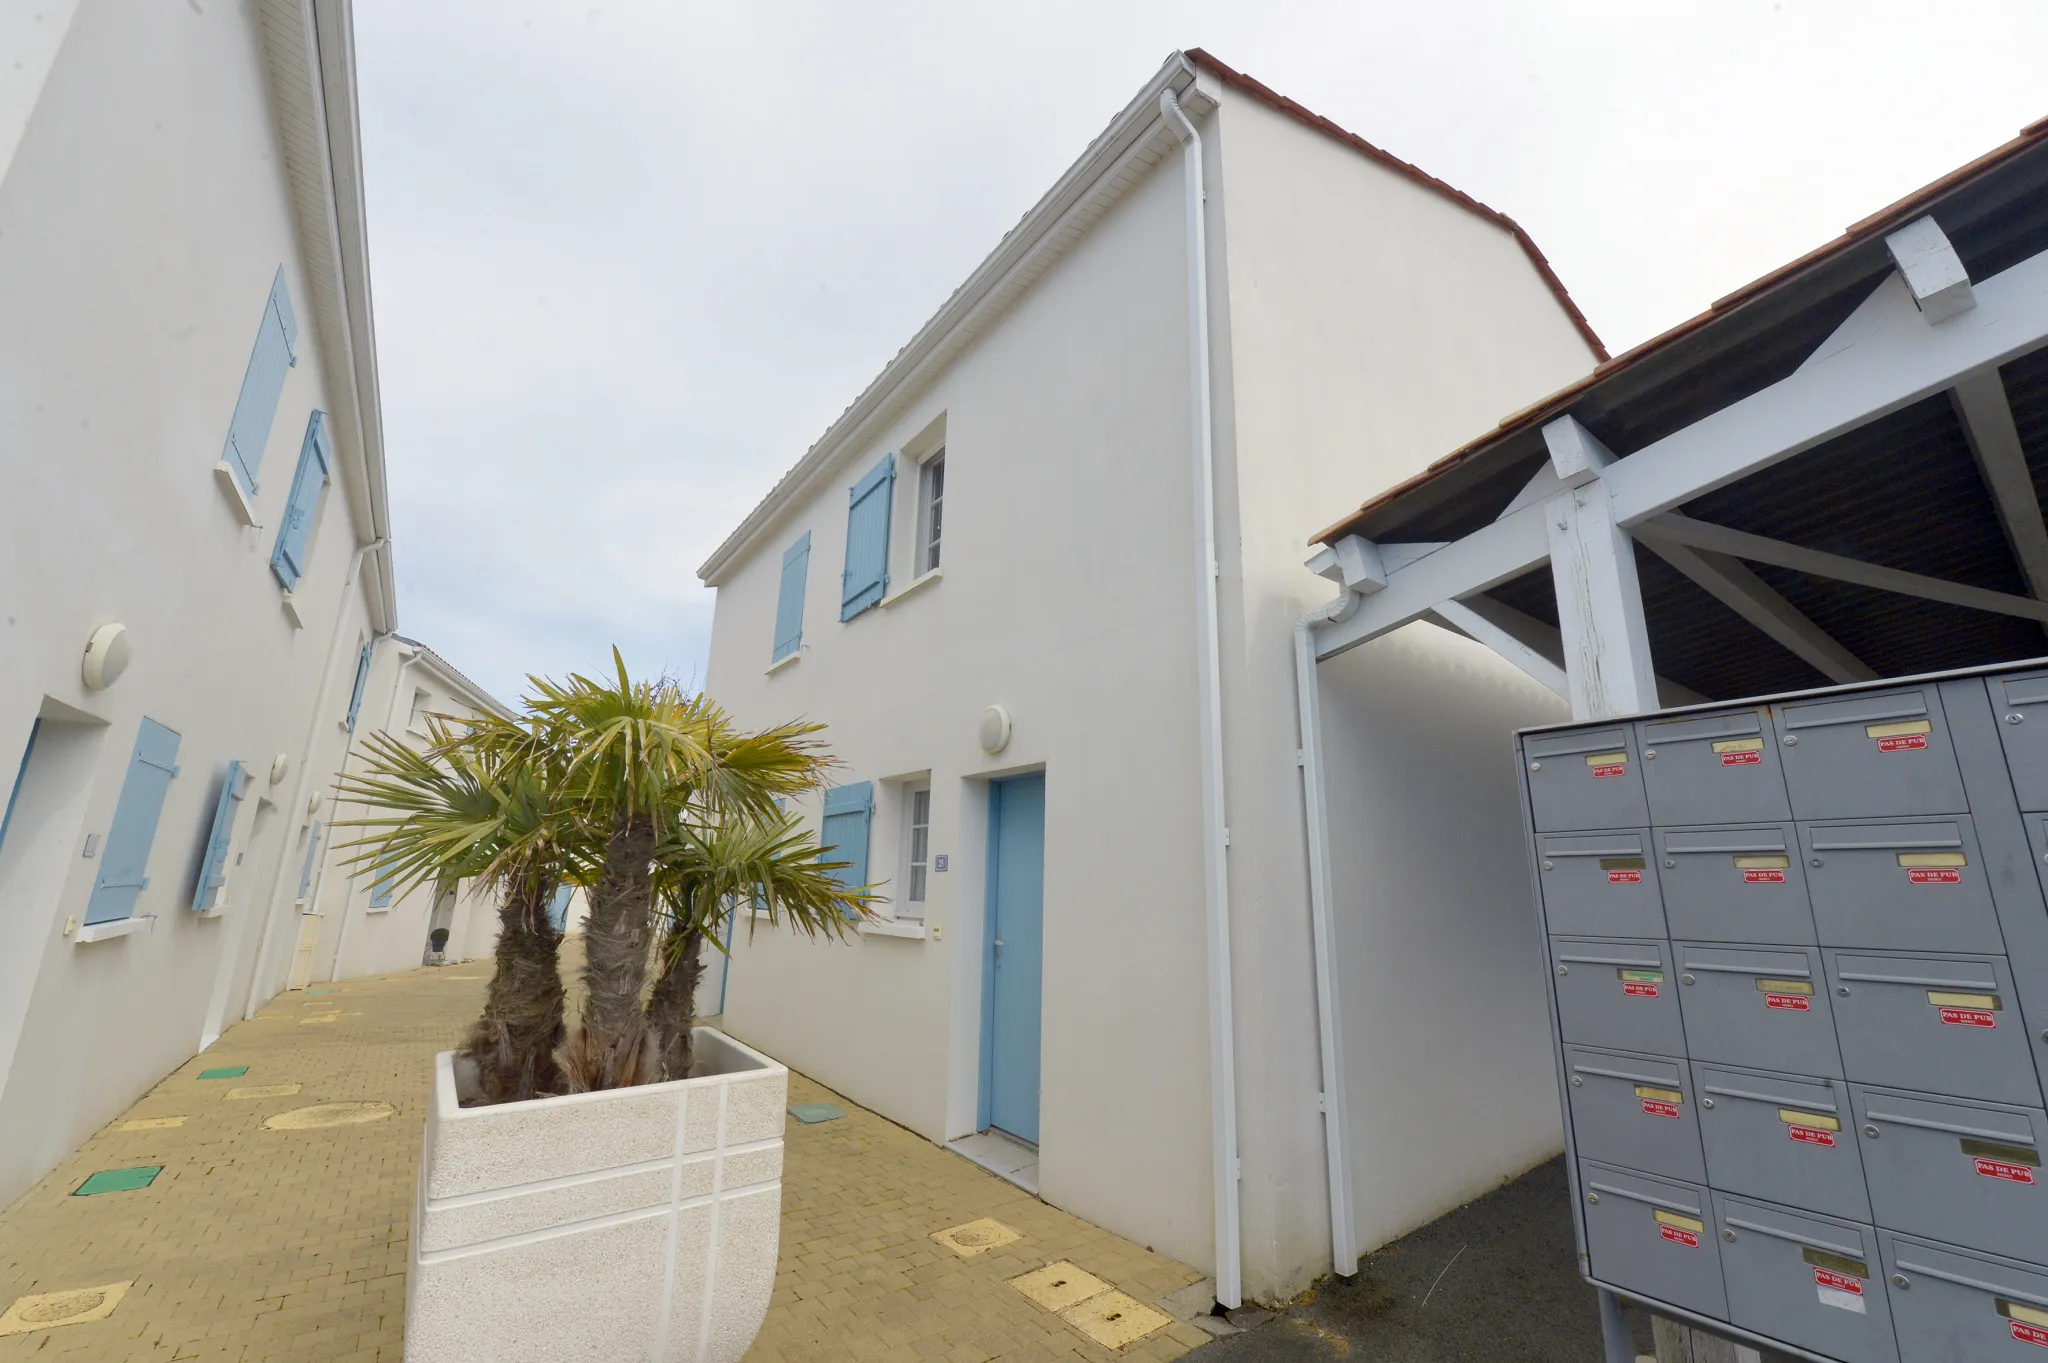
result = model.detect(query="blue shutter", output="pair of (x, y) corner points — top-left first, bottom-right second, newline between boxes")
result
(85, 718), (182, 925)
(298, 822), (324, 900)
(270, 411), (331, 590)
(189, 760), (249, 914)
(545, 885), (574, 932)
(840, 455), (895, 620)
(369, 859), (398, 909)
(221, 267), (298, 495)
(820, 781), (874, 913)
(773, 532), (811, 661)
(0, 719), (42, 859)
(346, 642), (373, 731)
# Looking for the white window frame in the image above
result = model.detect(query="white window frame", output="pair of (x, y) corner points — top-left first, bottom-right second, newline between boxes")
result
(899, 782), (931, 919)
(406, 688), (433, 735)
(915, 449), (944, 577)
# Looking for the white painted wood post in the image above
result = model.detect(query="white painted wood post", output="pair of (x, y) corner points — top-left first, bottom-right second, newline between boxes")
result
(1541, 417), (1659, 721)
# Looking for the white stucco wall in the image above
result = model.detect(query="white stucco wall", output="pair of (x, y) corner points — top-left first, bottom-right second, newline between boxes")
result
(0, 0), (379, 1208)
(705, 151), (1221, 1272)
(1203, 80), (1601, 1294)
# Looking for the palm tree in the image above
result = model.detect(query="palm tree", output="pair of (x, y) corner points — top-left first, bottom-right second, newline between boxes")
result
(335, 716), (572, 1102)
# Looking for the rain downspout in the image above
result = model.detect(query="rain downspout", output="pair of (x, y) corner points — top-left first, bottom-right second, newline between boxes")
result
(1160, 86), (1243, 1311)
(326, 638), (415, 982)
(1293, 590), (1362, 1275)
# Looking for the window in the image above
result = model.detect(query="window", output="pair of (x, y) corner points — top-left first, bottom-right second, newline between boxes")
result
(901, 785), (930, 916)
(345, 641), (373, 732)
(407, 689), (432, 734)
(369, 858), (398, 910)
(773, 532), (810, 662)
(840, 454), (895, 620)
(189, 760), (250, 915)
(915, 451), (944, 575)
(270, 411), (332, 590)
(85, 718), (182, 925)
(221, 266), (298, 495)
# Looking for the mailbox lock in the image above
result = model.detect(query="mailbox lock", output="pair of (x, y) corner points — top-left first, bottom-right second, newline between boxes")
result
(1810, 857), (1824, 867)
(1585, 1193), (1599, 1205)
(1701, 1097), (1715, 1109)
(1838, 985), (1851, 997)
(1557, 965), (1569, 977)
(1542, 860), (1555, 870)
(1864, 1124), (1881, 1139)
(1783, 734), (1798, 745)
(1664, 859), (1675, 868)
(1644, 749), (1657, 760)
(1721, 1229), (1736, 1243)
(1681, 973), (1697, 986)
(1571, 1076), (1583, 1087)
(1891, 1273), (1911, 1290)
(1529, 761), (1541, 772)
(2008, 714), (2025, 724)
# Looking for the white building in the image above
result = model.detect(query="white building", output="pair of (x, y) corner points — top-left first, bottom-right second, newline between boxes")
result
(0, 0), (482, 1210)
(698, 50), (1601, 1304)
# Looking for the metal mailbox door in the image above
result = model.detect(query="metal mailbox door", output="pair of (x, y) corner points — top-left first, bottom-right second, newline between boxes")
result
(1659, 824), (1815, 945)
(1882, 1232), (2048, 1363)
(1712, 1194), (1899, 1363)
(1854, 1085), (2048, 1267)
(1539, 831), (1667, 938)
(1552, 937), (1688, 1056)
(1579, 1160), (1728, 1320)
(1525, 727), (1651, 833)
(1674, 942), (1842, 1077)
(1801, 817), (2004, 954)
(1775, 686), (1968, 820)
(1565, 1046), (1707, 1183)
(1827, 950), (2042, 1105)
(1639, 707), (1793, 826)
(1693, 1062), (1869, 1221)
(1992, 671), (2048, 812)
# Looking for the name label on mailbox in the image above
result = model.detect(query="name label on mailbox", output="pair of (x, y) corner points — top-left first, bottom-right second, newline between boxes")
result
(1789, 1124), (1837, 1147)
(1714, 737), (1765, 767)
(2012, 1322), (2048, 1349)
(1941, 1007), (1999, 1028)
(1658, 1225), (1699, 1247)
(1607, 870), (1643, 884)
(1910, 868), (1962, 884)
(1766, 993), (1812, 1011)
(1868, 719), (1932, 752)
(1976, 1158), (2037, 1184)
(1814, 1268), (1867, 1313)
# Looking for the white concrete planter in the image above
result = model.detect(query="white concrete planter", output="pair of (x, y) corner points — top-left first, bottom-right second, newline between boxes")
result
(405, 1028), (787, 1363)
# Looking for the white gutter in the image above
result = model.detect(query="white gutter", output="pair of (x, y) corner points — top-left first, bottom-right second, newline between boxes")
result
(242, 538), (384, 1019)
(1293, 591), (1362, 1276)
(1160, 87), (1243, 1311)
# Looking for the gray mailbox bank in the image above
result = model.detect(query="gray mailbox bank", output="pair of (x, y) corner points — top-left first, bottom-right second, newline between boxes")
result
(1519, 663), (2048, 1363)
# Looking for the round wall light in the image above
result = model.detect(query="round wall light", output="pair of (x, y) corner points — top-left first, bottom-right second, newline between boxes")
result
(270, 752), (292, 785)
(978, 704), (1012, 756)
(81, 623), (131, 691)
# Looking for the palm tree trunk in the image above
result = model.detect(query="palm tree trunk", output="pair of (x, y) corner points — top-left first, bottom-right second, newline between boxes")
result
(564, 815), (658, 1090)
(647, 922), (706, 1081)
(461, 873), (565, 1103)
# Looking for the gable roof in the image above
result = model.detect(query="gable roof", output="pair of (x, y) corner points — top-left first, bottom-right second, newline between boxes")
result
(698, 49), (1600, 585)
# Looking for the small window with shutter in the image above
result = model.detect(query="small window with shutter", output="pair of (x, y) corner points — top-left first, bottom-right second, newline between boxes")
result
(840, 455), (895, 620)
(85, 719), (182, 925)
(220, 267), (298, 495)
(189, 760), (250, 914)
(270, 412), (332, 590)
(821, 782), (874, 915)
(773, 532), (810, 662)
(345, 642), (373, 732)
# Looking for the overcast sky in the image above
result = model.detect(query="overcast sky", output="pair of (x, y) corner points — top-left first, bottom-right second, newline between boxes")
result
(352, 0), (2048, 705)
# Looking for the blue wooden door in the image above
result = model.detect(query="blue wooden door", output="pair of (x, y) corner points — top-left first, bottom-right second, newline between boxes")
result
(984, 773), (1045, 1143)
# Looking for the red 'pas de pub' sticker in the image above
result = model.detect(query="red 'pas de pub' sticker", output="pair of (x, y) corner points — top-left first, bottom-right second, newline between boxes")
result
(1590, 763), (1628, 779)
(1607, 869), (1643, 884)
(1941, 1007), (1998, 1028)
(1623, 982), (1661, 999)
(1641, 1100), (1681, 1119)
(1659, 1225), (1699, 1248)
(1813, 1268), (1864, 1297)
(1975, 1158), (2037, 1184)
(1909, 868), (1962, 885)
(1743, 868), (1786, 884)
(1766, 993), (1812, 1011)
(2013, 1321), (2048, 1348)
(1720, 751), (1762, 767)
(1877, 734), (1929, 753)
(1788, 1126), (1837, 1148)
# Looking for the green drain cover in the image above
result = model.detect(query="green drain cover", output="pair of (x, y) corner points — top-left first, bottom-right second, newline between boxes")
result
(198, 1066), (248, 1080)
(75, 1166), (162, 1196)
(788, 1103), (845, 1124)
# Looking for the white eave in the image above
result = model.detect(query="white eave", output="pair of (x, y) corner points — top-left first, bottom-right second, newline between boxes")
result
(696, 52), (1216, 586)
(258, 0), (397, 631)
(389, 634), (516, 720)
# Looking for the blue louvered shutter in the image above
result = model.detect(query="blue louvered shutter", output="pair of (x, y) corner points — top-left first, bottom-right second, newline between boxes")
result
(545, 885), (574, 932)
(369, 859), (398, 909)
(773, 532), (811, 661)
(189, 760), (249, 914)
(298, 822), (323, 900)
(221, 267), (298, 495)
(840, 455), (895, 620)
(85, 718), (182, 925)
(346, 642), (373, 731)
(270, 411), (331, 590)
(820, 782), (874, 915)
(1, 719), (42, 859)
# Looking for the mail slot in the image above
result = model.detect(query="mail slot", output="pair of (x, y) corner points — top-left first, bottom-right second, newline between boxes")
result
(1658, 824), (1816, 945)
(1639, 707), (1794, 826)
(1526, 727), (1650, 833)
(1826, 950), (2042, 1105)
(1693, 1062), (1868, 1221)
(1801, 817), (2005, 954)
(1994, 670), (2048, 813)
(1565, 1046), (1706, 1183)
(1854, 1084), (2048, 1267)
(1882, 1231), (2048, 1363)
(1712, 1194), (1899, 1363)
(1552, 937), (1688, 1056)
(1579, 1160), (1728, 1320)
(1674, 942), (1842, 1077)
(1538, 831), (1667, 938)
(1775, 686), (1968, 820)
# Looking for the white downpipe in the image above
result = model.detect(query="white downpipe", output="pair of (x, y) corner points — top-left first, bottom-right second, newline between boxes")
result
(1293, 593), (1361, 1275)
(242, 538), (384, 1019)
(1160, 87), (1242, 1310)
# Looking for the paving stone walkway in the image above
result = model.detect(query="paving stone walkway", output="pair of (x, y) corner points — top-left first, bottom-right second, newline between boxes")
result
(0, 962), (1209, 1361)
